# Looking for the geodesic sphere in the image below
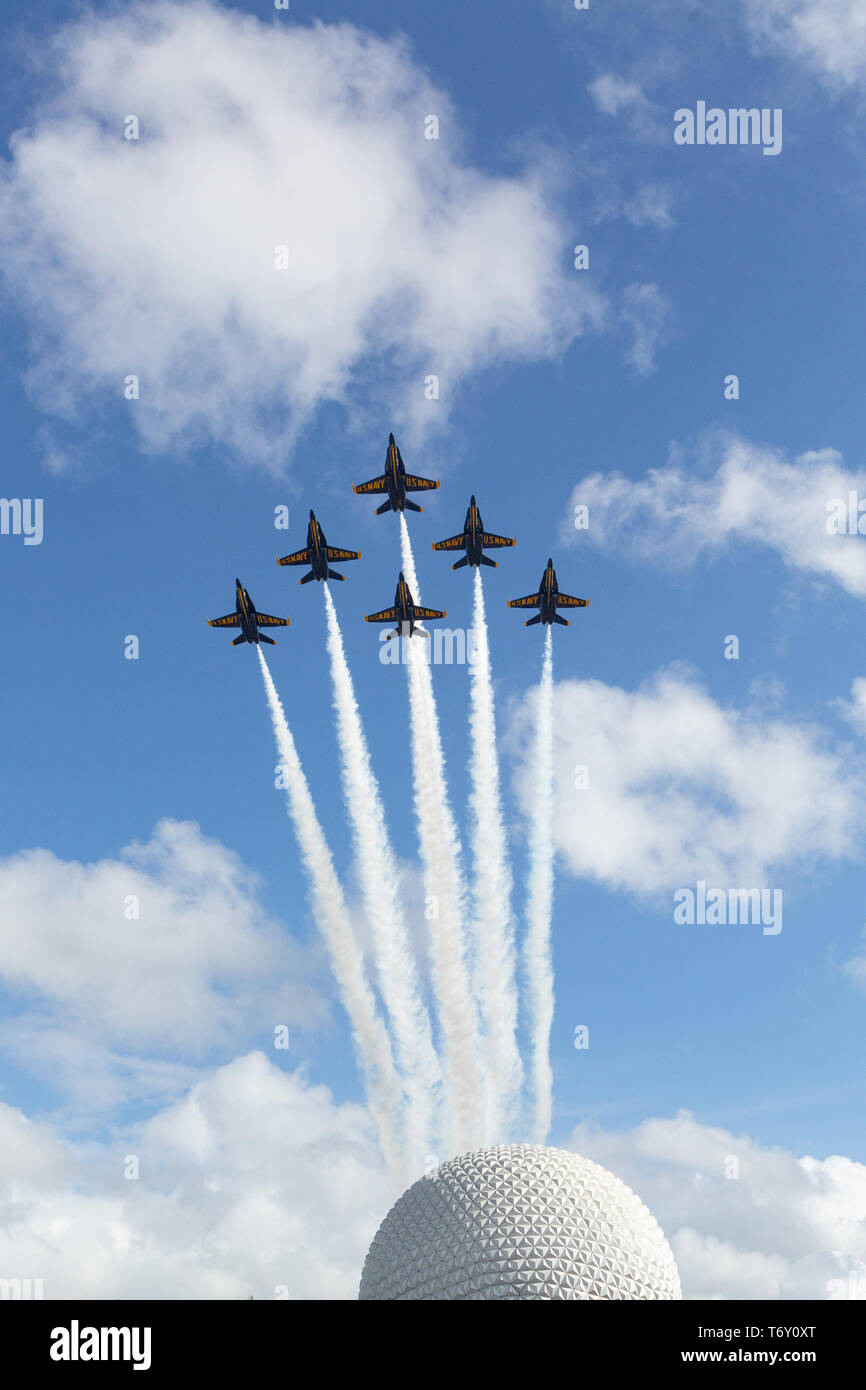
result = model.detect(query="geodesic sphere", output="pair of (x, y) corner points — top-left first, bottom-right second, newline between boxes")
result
(359, 1144), (682, 1300)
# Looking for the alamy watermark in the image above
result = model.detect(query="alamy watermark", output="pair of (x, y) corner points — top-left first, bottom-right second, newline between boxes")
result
(379, 627), (479, 666)
(674, 880), (782, 935)
(0, 497), (43, 545)
(826, 492), (866, 535)
(674, 103), (782, 157)
(0, 1277), (44, 1299)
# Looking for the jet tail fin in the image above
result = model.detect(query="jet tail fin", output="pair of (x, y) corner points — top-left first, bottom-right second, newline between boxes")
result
(452, 555), (470, 570)
(326, 567), (345, 581)
(525, 615), (543, 627)
(375, 499), (393, 515)
(299, 571), (316, 585)
(553, 614), (570, 626)
(404, 499), (422, 513)
(479, 554), (497, 568)
(232, 634), (247, 646)
(258, 633), (277, 645)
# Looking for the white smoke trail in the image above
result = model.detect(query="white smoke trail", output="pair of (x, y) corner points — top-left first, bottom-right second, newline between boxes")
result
(322, 584), (441, 1170)
(256, 647), (405, 1181)
(468, 568), (522, 1141)
(524, 626), (555, 1143)
(399, 514), (483, 1155)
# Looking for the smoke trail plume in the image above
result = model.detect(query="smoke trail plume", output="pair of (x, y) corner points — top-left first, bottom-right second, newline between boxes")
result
(468, 568), (522, 1141)
(524, 626), (555, 1143)
(399, 514), (483, 1155)
(322, 584), (441, 1170)
(256, 647), (405, 1181)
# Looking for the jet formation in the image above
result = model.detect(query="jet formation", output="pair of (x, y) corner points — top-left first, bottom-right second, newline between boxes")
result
(208, 433), (588, 645)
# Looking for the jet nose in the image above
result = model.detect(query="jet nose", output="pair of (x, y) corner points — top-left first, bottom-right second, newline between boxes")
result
(235, 577), (241, 587)
(547, 557), (553, 567)
(398, 570), (405, 581)
(389, 432), (395, 444)
(309, 509), (315, 521)
(470, 494), (476, 505)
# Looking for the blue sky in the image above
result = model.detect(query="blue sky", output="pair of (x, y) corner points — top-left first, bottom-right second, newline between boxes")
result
(1, 0), (866, 1298)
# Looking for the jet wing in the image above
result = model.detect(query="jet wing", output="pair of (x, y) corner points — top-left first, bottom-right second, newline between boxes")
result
(353, 476), (388, 495)
(208, 613), (240, 627)
(254, 612), (291, 626)
(403, 474), (440, 492)
(413, 606), (446, 620)
(432, 534), (465, 551)
(365, 607), (398, 623)
(482, 532), (516, 549)
(556, 593), (589, 608)
(326, 547), (362, 561)
(508, 594), (541, 608)
(276, 548), (310, 567)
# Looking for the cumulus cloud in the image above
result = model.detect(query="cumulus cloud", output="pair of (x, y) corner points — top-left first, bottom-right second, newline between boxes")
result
(0, 1053), (387, 1299)
(569, 1110), (866, 1299)
(565, 434), (866, 598)
(0, 1), (603, 469)
(3, 1068), (863, 1299)
(0, 819), (323, 1108)
(511, 668), (860, 896)
(745, 0), (866, 88)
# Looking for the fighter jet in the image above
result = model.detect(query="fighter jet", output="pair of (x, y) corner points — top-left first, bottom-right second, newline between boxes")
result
(507, 558), (588, 627)
(353, 433), (439, 515)
(432, 495), (516, 570)
(364, 571), (445, 639)
(276, 510), (361, 584)
(208, 578), (290, 646)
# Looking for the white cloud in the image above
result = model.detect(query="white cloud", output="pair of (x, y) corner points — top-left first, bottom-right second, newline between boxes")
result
(619, 282), (675, 375)
(834, 676), (866, 735)
(568, 1110), (866, 1299)
(0, 820), (323, 1107)
(588, 74), (650, 117)
(842, 922), (866, 993)
(565, 434), (866, 598)
(0, 1), (603, 469)
(0, 1053), (387, 1299)
(511, 668), (859, 896)
(745, 0), (866, 88)
(3, 1071), (863, 1299)
(590, 179), (678, 230)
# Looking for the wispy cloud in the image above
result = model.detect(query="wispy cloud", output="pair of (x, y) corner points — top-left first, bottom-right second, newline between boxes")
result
(563, 434), (866, 598)
(619, 282), (676, 375)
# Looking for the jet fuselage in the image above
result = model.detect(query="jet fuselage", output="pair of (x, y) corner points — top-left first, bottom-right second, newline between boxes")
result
(235, 579), (263, 643)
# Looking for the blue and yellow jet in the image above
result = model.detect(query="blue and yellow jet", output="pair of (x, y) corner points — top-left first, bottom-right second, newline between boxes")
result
(364, 571), (445, 639)
(208, 578), (290, 646)
(508, 559), (588, 627)
(433, 495), (515, 569)
(353, 433), (439, 515)
(277, 510), (361, 584)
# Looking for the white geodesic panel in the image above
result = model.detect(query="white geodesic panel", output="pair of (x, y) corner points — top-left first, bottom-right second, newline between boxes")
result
(359, 1144), (682, 1301)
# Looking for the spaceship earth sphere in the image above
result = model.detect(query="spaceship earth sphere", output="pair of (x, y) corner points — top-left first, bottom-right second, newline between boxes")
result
(359, 1144), (682, 1300)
